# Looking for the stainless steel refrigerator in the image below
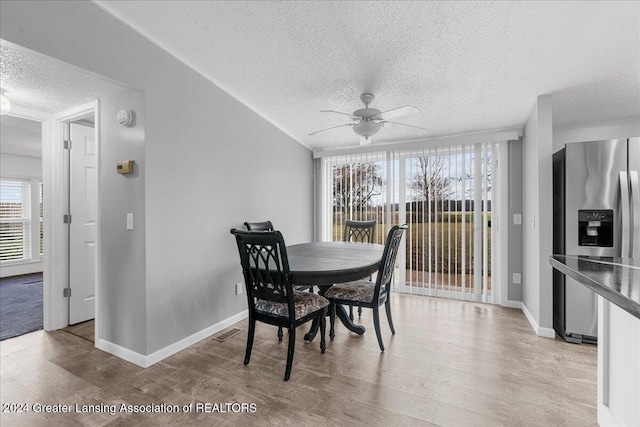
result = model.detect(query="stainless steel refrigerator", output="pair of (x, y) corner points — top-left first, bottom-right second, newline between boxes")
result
(553, 137), (639, 344)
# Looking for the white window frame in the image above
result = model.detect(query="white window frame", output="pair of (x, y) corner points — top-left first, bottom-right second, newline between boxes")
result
(0, 177), (41, 265)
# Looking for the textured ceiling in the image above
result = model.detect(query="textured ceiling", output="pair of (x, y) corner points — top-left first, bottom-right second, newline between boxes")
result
(0, 44), (126, 115)
(1, 43), (124, 158)
(0, 115), (42, 158)
(96, 1), (640, 150)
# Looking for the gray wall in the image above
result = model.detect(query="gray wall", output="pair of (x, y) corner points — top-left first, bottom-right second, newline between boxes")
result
(522, 95), (554, 331)
(507, 139), (523, 302)
(1, 1), (314, 355)
(99, 90), (147, 354)
(523, 103), (540, 322)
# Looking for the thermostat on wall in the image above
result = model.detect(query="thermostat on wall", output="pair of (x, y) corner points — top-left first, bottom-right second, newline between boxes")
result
(117, 160), (135, 174)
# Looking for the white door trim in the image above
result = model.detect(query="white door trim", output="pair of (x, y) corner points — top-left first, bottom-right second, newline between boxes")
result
(42, 101), (100, 341)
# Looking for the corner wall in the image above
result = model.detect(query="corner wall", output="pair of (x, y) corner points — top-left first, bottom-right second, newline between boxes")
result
(98, 90), (147, 354)
(522, 95), (554, 337)
(507, 140), (523, 302)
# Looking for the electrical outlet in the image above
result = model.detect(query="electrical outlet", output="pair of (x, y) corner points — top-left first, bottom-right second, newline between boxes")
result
(513, 214), (522, 225)
(512, 273), (522, 284)
(235, 282), (243, 295)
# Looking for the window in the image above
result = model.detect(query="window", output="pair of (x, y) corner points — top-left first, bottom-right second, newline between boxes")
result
(0, 179), (31, 262)
(328, 152), (389, 243)
(321, 141), (507, 304)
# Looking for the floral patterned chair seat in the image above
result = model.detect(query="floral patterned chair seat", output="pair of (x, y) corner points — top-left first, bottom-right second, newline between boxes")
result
(324, 280), (374, 303)
(256, 291), (329, 319)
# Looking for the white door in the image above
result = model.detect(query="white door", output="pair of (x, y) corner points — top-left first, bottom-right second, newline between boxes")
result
(69, 123), (97, 324)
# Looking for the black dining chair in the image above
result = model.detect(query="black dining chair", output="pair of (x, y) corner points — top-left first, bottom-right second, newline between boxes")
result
(325, 224), (407, 352)
(243, 220), (313, 341)
(343, 219), (377, 244)
(243, 221), (274, 232)
(230, 229), (329, 381)
(342, 219), (377, 320)
(244, 222), (316, 299)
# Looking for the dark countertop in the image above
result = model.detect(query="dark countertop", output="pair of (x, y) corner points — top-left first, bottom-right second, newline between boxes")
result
(549, 255), (640, 320)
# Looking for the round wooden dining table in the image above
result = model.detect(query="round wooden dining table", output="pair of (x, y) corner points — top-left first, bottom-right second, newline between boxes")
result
(286, 241), (385, 341)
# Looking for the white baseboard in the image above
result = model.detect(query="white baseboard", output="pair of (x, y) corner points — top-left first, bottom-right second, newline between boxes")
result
(521, 303), (556, 339)
(598, 402), (623, 427)
(96, 338), (147, 367)
(145, 309), (248, 367)
(501, 300), (523, 309)
(97, 309), (249, 368)
(537, 326), (556, 339)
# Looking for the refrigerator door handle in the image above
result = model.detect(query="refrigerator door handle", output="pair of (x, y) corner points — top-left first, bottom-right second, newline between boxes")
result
(630, 170), (640, 258)
(620, 171), (631, 258)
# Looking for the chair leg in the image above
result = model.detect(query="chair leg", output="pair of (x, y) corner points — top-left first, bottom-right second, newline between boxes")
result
(329, 301), (336, 340)
(349, 305), (354, 321)
(373, 306), (385, 352)
(277, 326), (283, 341)
(358, 306), (362, 318)
(385, 298), (396, 335)
(319, 310), (326, 354)
(244, 318), (256, 365)
(284, 327), (296, 381)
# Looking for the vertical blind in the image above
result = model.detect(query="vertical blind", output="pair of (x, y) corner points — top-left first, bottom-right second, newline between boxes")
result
(323, 151), (390, 243)
(0, 179), (31, 262)
(321, 142), (504, 303)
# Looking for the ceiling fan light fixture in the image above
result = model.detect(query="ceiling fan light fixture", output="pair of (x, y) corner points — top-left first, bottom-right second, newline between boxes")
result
(0, 89), (10, 116)
(352, 120), (381, 138)
(310, 93), (428, 145)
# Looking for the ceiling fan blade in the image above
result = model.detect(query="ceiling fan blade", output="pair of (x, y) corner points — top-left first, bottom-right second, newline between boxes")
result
(320, 110), (360, 120)
(381, 120), (429, 135)
(374, 105), (419, 121)
(309, 123), (354, 136)
(360, 135), (372, 145)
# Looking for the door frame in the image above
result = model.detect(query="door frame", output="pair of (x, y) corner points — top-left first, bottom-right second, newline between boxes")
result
(42, 101), (100, 341)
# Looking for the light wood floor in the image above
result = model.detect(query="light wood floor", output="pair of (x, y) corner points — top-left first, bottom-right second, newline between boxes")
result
(0, 294), (597, 426)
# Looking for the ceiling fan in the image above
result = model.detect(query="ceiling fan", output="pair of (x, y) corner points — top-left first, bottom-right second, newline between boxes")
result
(309, 93), (428, 145)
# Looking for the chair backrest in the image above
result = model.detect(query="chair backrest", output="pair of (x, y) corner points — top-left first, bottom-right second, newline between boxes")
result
(343, 220), (376, 243)
(230, 229), (294, 313)
(373, 224), (407, 300)
(244, 221), (274, 232)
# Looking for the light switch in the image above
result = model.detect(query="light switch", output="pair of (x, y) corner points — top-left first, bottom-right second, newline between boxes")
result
(126, 213), (134, 230)
(513, 214), (522, 225)
(513, 273), (522, 284)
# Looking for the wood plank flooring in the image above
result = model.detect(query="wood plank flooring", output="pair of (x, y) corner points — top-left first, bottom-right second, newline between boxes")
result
(0, 294), (597, 426)
(62, 320), (95, 343)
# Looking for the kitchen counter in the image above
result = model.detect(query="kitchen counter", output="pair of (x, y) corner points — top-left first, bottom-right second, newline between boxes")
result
(549, 254), (640, 320)
(550, 254), (640, 426)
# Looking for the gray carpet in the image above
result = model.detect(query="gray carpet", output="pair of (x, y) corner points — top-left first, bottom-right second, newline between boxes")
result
(0, 273), (43, 340)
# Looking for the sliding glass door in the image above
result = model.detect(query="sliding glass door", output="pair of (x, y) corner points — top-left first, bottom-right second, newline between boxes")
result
(395, 143), (499, 302)
(321, 141), (506, 304)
